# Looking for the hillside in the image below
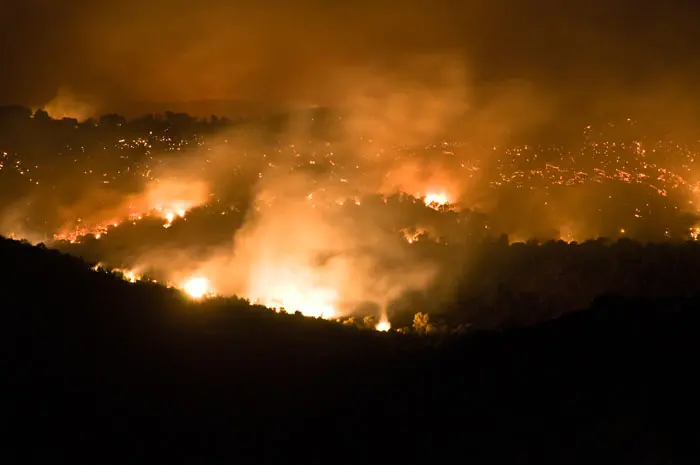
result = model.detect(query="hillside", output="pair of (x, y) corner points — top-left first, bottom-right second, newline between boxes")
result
(4, 237), (699, 464)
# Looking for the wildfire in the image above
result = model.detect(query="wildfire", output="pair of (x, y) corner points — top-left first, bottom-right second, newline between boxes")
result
(244, 261), (340, 319)
(559, 225), (578, 243)
(53, 203), (195, 242)
(54, 219), (121, 243)
(260, 286), (338, 319)
(92, 263), (142, 283)
(181, 276), (212, 299)
(92, 264), (215, 300)
(52, 178), (208, 242)
(155, 203), (188, 228)
(375, 319), (391, 332)
(691, 226), (700, 241)
(119, 269), (141, 283)
(402, 227), (426, 244)
(424, 192), (449, 206)
(88, 263), (397, 330)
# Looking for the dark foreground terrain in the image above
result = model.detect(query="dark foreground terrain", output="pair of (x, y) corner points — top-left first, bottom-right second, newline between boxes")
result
(4, 236), (700, 464)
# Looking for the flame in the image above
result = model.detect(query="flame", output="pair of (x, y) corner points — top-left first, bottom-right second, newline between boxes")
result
(182, 276), (212, 299)
(92, 264), (216, 301)
(53, 218), (122, 243)
(402, 227), (427, 244)
(120, 269), (141, 283)
(93, 263), (142, 283)
(257, 285), (338, 319)
(691, 226), (700, 241)
(424, 192), (449, 206)
(89, 253), (396, 331)
(375, 319), (391, 332)
(423, 191), (455, 210)
(53, 179), (208, 242)
(54, 202), (196, 241)
(155, 202), (191, 228)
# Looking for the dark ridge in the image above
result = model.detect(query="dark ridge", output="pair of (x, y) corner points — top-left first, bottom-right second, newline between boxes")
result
(4, 237), (699, 464)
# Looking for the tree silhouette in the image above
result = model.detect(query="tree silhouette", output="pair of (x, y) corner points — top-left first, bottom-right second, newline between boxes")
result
(33, 109), (50, 121)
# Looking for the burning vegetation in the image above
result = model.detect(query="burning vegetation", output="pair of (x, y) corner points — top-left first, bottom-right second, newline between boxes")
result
(5, 56), (700, 329)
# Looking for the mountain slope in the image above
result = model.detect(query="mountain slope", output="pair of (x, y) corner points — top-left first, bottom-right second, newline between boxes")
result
(3, 237), (699, 464)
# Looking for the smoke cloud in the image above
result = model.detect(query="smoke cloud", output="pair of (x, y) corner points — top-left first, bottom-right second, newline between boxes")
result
(3, 0), (700, 118)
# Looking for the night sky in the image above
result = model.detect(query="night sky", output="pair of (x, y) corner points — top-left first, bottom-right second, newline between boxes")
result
(1, 0), (699, 114)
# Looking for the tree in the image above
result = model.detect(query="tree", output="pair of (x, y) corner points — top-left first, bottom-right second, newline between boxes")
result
(99, 113), (126, 128)
(33, 109), (50, 121)
(413, 312), (430, 334)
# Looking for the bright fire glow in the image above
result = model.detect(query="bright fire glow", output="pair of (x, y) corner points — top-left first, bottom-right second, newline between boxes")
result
(52, 179), (208, 242)
(156, 203), (190, 228)
(375, 319), (391, 332)
(93, 264), (142, 283)
(559, 224), (578, 243)
(182, 276), (211, 299)
(424, 192), (449, 208)
(245, 262), (339, 319)
(691, 226), (700, 241)
(120, 269), (140, 283)
(402, 227), (427, 244)
(259, 285), (338, 319)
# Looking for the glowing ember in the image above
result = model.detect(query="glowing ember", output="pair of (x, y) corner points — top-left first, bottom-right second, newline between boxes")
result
(182, 276), (211, 299)
(53, 219), (120, 243)
(54, 201), (198, 241)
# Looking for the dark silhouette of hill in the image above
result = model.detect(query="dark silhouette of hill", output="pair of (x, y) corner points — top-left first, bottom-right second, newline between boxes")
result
(4, 236), (700, 464)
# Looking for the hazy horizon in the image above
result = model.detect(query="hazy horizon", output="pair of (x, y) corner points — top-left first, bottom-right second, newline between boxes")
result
(2, 0), (700, 121)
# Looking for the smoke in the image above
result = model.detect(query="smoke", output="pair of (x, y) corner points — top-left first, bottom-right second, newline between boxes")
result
(5, 40), (700, 322)
(0, 198), (49, 244)
(232, 171), (437, 317)
(0, 158), (211, 243)
(4, 0), (700, 114)
(330, 55), (471, 148)
(75, 54), (498, 317)
(37, 52), (686, 318)
(41, 88), (96, 121)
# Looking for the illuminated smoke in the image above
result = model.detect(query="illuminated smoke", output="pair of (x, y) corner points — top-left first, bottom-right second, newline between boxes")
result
(41, 88), (95, 121)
